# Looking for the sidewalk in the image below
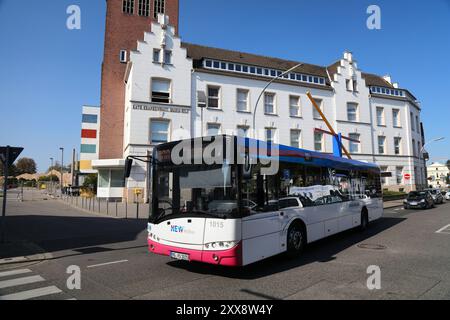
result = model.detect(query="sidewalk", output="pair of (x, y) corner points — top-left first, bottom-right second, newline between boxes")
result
(383, 199), (405, 209)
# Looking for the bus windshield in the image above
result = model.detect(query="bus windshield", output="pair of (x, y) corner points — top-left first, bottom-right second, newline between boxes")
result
(151, 163), (239, 222)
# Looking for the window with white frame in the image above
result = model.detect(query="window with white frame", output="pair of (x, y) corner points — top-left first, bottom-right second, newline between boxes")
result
(314, 132), (323, 151)
(289, 96), (301, 117)
(236, 89), (249, 112)
(264, 93), (275, 114)
(410, 112), (415, 131)
(207, 86), (220, 109)
(265, 128), (276, 143)
(378, 136), (386, 154)
(346, 79), (352, 91)
(290, 130), (301, 148)
(150, 119), (170, 144)
(353, 80), (358, 92)
(123, 0), (134, 14)
(163, 50), (172, 64)
(153, 0), (165, 18)
(392, 109), (400, 127)
(207, 123), (221, 136)
(237, 125), (249, 137)
(394, 137), (402, 155)
(347, 103), (358, 122)
(396, 167), (403, 185)
(151, 78), (171, 103)
(138, 0), (150, 16)
(348, 133), (360, 153)
(119, 50), (127, 63)
(376, 107), (385, 126)
(153, 49), (160, 63)
(380, 166), (388, 185)
(313, 98), (323, 120)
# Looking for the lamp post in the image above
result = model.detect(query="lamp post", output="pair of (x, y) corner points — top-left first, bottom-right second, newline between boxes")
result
(59, 147), (64, 194)
(420, 137), (445, 157)
(50, 157), (54, 194)
(252, 63), (303, 136)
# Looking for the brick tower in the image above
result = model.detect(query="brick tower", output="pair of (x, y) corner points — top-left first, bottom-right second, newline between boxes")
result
(99, 0), (179, 159)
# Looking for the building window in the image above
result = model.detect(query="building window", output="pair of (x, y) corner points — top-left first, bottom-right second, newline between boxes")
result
(378, 136), (386, 154)
(123, 0), (135, 14)
(119, 50), (127, 63)
(163, 50), (172, 64)
(394, 137), (402, 155)
(82, 114), (98, 124)
(151, 78), (171, 103)
(207, 123), (221, 136)
(348, 133), (360, 153)
(237, 125), (249, 137)
(416, 116), (420, 133)
(314, 132), (323, 151)
(138, 0), (150, 16)
(236, 89), (249, 112)
(410, 112), (415, 131)
(312, 98), (323, 120)
(153, 0), (165, 18)
(347, 103), (358, 122)
(207, 86), (220, 109)
(289, 96), (301, 117)
(150, 119), (170, 144)
(290, 130), (301, 148)
(265, 128), (276, 144)
(264, 93), (275, 114)
(418, 141), (422, 158)
(346, 79), (352, 91)
(380, 166), (388, 185)
(396, 167), (403, 185)
(376, 107), (385, 126)
(353, 80), (358, 92)
(392, 109), (400, 127)
(153, 49), (160, 63)
(412, 138), (416, 157)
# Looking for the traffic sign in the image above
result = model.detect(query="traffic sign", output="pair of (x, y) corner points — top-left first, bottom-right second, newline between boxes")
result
(404, 173), (411, 180)
(0, 146), (24, 166)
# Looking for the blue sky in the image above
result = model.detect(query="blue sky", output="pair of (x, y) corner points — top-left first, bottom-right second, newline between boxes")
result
(0, 0), (449, 171)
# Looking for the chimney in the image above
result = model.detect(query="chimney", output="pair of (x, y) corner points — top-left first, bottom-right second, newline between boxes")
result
(158, 14), (169, 26)
(393, 82), (399, 88)
(383, 75), (392, 84)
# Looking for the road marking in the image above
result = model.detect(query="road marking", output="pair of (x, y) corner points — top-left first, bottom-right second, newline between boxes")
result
(0, 269), (32, 278)
(0, 275), (45, 289)
(87, 259), (128, 269)
(436, 224), (450, 234)
(0, 286), (62, 300)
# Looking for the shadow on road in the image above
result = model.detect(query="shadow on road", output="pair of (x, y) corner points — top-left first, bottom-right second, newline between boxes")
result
(1, 215), (148, 259)
(167, 217), (406, 280)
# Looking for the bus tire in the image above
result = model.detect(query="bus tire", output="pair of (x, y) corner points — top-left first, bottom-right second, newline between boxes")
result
(360, 209), (369, 231)
(286, 221), (306, 258)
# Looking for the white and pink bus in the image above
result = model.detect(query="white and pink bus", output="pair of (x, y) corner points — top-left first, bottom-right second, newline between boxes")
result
(148, 135), (383, 266)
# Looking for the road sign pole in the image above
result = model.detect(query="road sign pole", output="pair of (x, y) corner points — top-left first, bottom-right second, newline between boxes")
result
(1, 146), (10, 243)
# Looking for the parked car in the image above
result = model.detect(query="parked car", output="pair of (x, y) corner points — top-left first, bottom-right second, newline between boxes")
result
(404, 191), (435, 210)
(445, 191), (450, 201)
(424, 188), (445, 204)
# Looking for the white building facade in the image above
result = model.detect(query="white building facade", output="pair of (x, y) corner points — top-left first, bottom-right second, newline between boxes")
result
(95, 15), (427, 201)
(427, 162), (450, 189)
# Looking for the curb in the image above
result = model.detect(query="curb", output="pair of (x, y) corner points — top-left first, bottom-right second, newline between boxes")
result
(0, 241), (53, 271)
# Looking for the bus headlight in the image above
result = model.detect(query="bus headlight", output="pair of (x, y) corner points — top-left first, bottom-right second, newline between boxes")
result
(204, 241), (238, 251)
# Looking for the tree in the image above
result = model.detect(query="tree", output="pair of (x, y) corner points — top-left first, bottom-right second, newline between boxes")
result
(16, 158), (37, 175)
(48, 161), (70, 173)
(446, 160), (450, 170)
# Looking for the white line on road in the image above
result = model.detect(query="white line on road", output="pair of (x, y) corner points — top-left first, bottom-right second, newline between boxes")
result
(436, 224), (450, 234)
(0, 269), (32, 278)
(0, 275), (45, 289)
(87, 259), (129, 269)
(0, 286), (62, 300)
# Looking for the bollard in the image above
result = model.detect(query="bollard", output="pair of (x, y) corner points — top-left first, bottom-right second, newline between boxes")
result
(125, 201), (128, 219)
(106, 201), (109, 215)
(136, 201), (139, 219)
(115, 201), (118, 217)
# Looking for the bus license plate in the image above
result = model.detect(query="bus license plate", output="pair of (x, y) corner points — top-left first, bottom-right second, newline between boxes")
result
(170, 252), (190, 261)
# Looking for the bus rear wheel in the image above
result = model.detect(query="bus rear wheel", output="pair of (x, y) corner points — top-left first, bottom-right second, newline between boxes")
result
(286, 223), (306, 258)
(360, 209), (369, 231)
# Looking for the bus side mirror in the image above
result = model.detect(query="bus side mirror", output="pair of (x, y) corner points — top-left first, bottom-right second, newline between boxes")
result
(124, 158), (133, 179)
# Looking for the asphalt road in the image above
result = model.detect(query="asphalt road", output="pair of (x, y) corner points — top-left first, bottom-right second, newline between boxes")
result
(1, 195), (450, 300)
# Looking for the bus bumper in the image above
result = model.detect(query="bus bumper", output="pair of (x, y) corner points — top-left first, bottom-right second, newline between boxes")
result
(148, 239), (242, 267)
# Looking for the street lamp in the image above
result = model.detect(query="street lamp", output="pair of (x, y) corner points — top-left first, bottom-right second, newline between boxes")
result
(59, 147), (64, 194)
(420, 137), (445, 159)
(252, 63), (303, 136)
(49, 157), (54, 194)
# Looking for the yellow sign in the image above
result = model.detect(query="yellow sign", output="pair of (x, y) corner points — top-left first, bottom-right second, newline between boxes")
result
(134, 188), (143, 195)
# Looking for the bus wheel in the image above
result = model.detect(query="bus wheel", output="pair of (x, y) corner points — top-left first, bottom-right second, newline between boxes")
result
(286, 223), (305, 258)
(360, 209), (369, 231)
